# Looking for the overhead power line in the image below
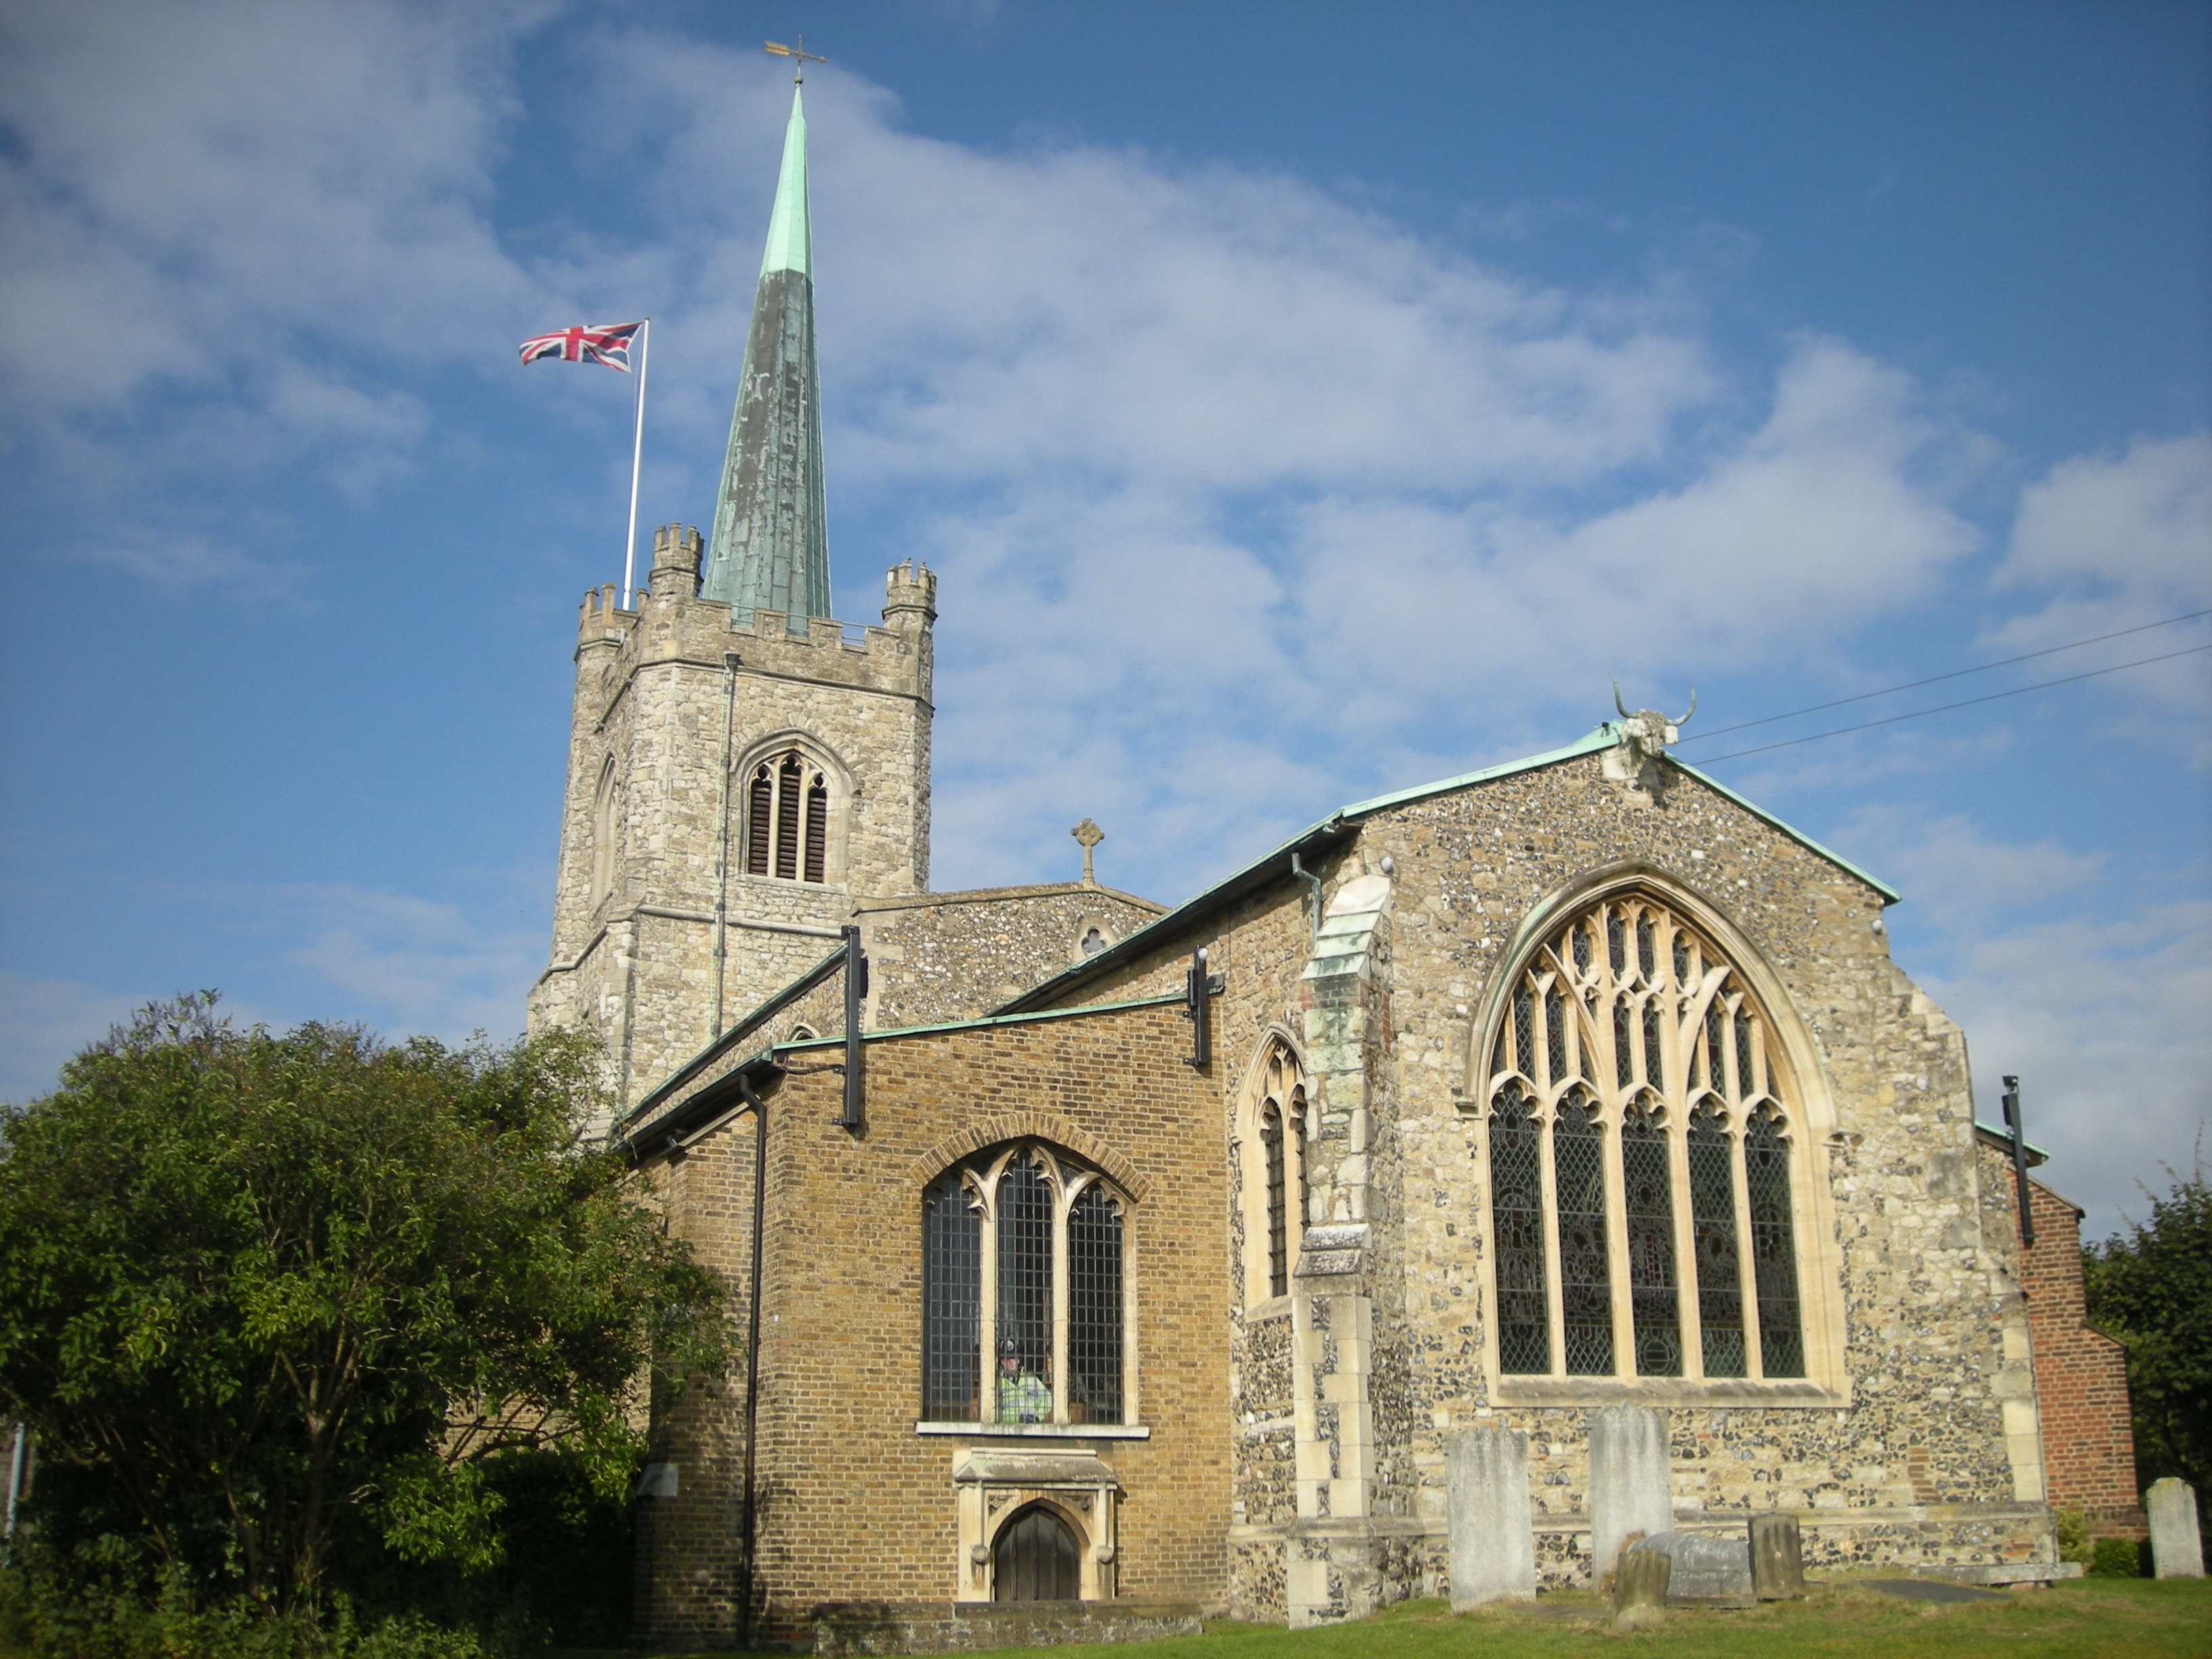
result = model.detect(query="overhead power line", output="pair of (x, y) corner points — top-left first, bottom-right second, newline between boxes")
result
(1674, 608), (2212, 745)
(1692, 642), (2212, 764)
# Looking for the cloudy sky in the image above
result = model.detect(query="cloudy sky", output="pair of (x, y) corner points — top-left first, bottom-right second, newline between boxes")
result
(1, 0), (2205, 1235)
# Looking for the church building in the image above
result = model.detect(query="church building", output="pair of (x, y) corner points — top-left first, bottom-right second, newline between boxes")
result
(527, 79), (2138, 1652)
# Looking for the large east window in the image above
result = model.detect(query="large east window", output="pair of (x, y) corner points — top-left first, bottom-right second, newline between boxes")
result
(1483, 890), (1806, 1382)
(922, 1142), (1132, 1425)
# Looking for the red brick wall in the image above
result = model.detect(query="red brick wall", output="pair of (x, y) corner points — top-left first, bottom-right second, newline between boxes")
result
(2009, 1175), (2143, 1529)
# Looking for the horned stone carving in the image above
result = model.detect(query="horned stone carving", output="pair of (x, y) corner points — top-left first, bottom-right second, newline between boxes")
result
(1603, 678), (1696, 796)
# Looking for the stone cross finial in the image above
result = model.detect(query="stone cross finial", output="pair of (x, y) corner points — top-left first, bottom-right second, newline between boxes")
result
(1071, 819), (1105, 885)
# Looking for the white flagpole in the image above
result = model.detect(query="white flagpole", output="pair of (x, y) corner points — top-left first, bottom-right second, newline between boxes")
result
(621, 318), (650, 609)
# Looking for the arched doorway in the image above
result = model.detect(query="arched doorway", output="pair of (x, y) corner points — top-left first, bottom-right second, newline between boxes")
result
(992, 1503), (1080, 1601)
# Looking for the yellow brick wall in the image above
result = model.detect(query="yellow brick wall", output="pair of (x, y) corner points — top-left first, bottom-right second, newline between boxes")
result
(639, 998), (1233, 1641)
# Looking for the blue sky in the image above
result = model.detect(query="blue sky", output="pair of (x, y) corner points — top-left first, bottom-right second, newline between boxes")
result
(1, 0), (2205, 1235)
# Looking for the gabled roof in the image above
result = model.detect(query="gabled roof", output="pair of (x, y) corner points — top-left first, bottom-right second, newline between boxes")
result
(994, 723), (1900, 1016)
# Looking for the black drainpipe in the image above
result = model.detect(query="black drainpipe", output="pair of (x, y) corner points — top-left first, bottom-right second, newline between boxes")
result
(737, 1072), (770, 1646)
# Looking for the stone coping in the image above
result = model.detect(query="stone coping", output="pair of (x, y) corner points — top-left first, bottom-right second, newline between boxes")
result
(1491, 1376), (1847, 1408)
(916, 1422), (1150, 1440)
(855, 881), (1164, 916)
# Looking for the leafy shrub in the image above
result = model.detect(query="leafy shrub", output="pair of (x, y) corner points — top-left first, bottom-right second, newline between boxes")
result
(2086, 1536), (2145, 1578)
(2053, 1507), (2094, 1566)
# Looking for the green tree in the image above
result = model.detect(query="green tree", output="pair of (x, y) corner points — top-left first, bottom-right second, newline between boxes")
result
(0, 995), (724, 1620)
(2084, 1160), (2212, 1496)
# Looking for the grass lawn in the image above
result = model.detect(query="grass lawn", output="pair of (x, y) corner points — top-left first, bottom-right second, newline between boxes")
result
(577, 1576), (2211, 1659)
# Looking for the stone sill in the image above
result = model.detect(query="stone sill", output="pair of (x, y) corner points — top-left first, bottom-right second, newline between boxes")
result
(916, 1422), (1151, 1439)
(1492, 1377), (1846, 1409)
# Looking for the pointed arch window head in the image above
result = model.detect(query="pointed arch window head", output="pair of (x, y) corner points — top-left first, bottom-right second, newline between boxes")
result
(1242, 1042), (1307, 1305)
(920, 1141), (1133, 1427)
(590, 759), (619, 904)
(744, 745), (834, 884)
(1482, 890), (1809, 1385)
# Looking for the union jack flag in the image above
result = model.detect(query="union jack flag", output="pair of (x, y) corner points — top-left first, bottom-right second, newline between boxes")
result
(518, 320), (642, 371)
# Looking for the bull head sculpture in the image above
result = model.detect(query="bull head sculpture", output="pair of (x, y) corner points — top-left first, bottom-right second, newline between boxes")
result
(1605, 678), (1696, 794)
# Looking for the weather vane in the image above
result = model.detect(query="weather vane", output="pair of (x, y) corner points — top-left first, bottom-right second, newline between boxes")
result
(764, 37), (825, 83)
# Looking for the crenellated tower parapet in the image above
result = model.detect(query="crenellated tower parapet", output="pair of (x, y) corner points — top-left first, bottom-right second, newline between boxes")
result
(532, 527), (937, 1120)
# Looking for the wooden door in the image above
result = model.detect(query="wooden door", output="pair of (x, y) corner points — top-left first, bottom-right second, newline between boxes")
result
(992, 1503), (1080, 1601)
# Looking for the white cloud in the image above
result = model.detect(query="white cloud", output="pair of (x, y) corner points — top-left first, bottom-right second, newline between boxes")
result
(1989, 432), (2212, 722)
(0, 970), (145, 1104)
(271, 880), (541, 1040)
(1834, 808), (2210, 1237)
(0, 0), (546, 435)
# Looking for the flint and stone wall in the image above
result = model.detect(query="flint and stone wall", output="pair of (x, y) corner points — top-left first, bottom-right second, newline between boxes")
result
(529, 533), (937, 1114)
(1038, 747), (2060, 1614)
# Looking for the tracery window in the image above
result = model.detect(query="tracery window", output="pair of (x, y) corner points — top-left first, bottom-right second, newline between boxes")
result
(1482, 890), (1807, 1382)
(921, 1142), (1132, 1425)
(1242, 1043), (1307, 1304)
(744, 747), (832, 884)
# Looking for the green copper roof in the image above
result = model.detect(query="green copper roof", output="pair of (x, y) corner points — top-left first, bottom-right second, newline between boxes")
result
(701, 83), (832, 626)
(758, 87), (811, 279)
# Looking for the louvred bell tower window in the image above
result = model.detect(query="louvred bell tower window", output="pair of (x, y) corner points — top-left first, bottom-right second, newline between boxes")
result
(743, 746), (834, 884)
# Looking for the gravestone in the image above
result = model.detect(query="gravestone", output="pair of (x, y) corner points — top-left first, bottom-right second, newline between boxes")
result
(1447, 1423), (1536, 1608)
(1612, 1542), (1671, 1631)
(1588, 1406), (1673, 1584)
(1749, 1513), (1805, 1599)
(1635, 1531), (1755, 1607)
(2148, 1477), (2203, 1580)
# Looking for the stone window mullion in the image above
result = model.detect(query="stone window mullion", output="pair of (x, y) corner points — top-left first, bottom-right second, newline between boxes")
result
(977, 1175), (1002, 1422)
(1668, 1097), (1706, 1381)
(1536, 1097), (1565, 1377)
(1730, 1111), (1766, 1382)
(1051, 1181), (1072, 1425)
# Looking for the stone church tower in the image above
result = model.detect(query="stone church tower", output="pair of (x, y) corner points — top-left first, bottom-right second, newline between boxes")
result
(529, 83), (937, 1113)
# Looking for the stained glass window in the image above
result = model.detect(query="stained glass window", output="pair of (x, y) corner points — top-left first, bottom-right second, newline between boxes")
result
(1554, 1091), (1613, 1376)
(1687, 1104), (1745, 1376)
(1746, 1107), (1803, 1378)
(1482, 892), (1807, 1386)
(1489, 1083), (1549, 1374)
(1622, 1102), (1681, 1376)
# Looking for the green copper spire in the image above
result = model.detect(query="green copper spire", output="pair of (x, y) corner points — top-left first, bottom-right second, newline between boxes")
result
(701, 85), (830, 626)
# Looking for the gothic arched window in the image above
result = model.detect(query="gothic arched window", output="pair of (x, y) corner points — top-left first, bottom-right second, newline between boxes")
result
(1240, 1042), (1307, 1305)
(921, 1142), (1132, 1425)
(1481, 890), (1807, 1382)
(743, 745), (834, 884)
(590, 758), (617, 903)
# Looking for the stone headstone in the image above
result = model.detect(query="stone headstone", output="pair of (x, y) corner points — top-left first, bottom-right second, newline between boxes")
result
(2148, 1477), (2203, 1580)
(1749, 1513), (1805, 1599)
(1589, 1406), (1673, 1583)
(1635, 1531), (1755, 1607)
(1447, 1423), (1536, 1609)
(1612, 1542), (1671, 1631)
